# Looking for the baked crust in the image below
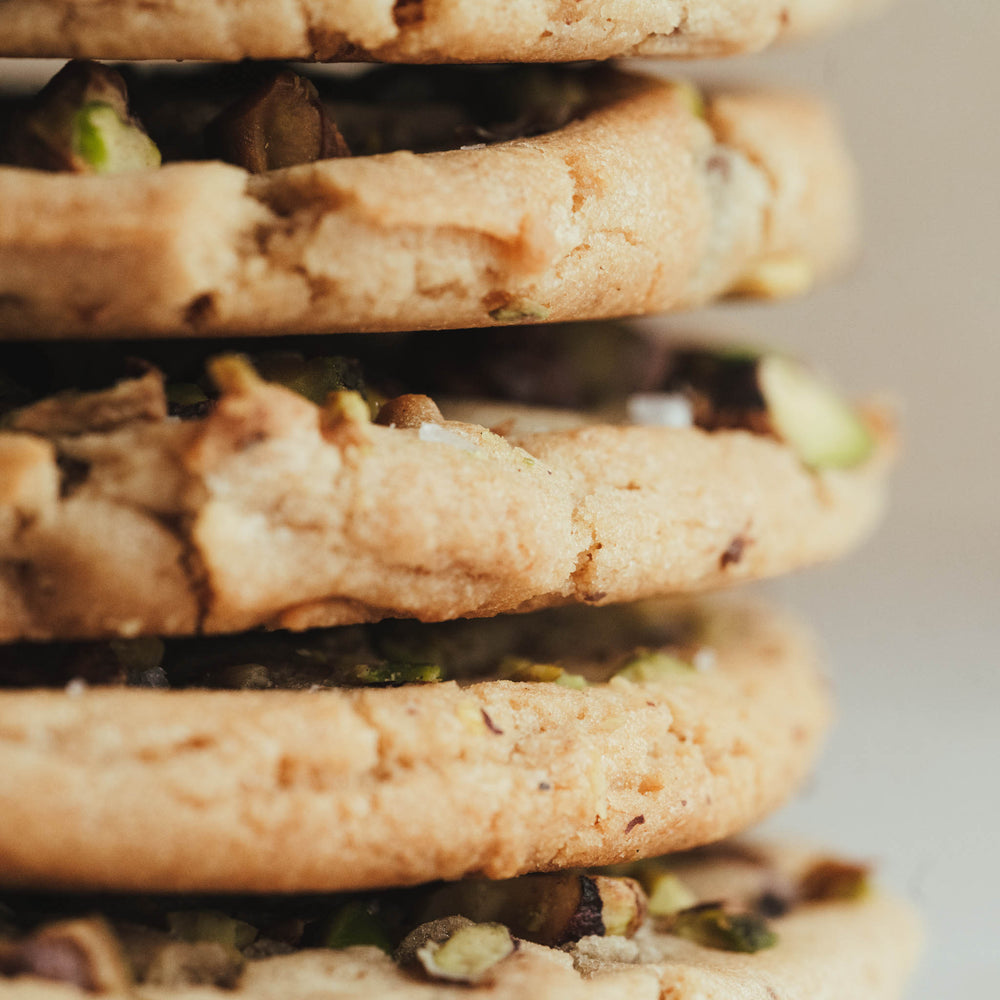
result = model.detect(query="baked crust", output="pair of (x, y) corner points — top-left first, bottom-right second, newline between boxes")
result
(0, 76), (857, 339)
(0, 367), (894, 641)
(0, 602), (830, 891)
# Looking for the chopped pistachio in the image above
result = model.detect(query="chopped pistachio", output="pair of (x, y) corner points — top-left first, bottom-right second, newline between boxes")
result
(416, 923), (515, 983)
(499, 656), (563, 683)
(798, 859), (871, 902)
(7, 60), (160, 173)
(596, 876), (647, 938)
(645, 871), (698, 917)
(207, 354), (264, 396)
(614, 650), (695, 683)
(396, 916), (474, 968)
(208, 70), (349, 173)
(419, 872), (644, 947)
(318, 901), (392, 954)
(499, 656), (588, 688)
(733, 254), (814, 300)
(667, 903), (777, 953)
(672, 80), (706, 119)
(73, 102), (161, 172)
(347, 662), (442, 686)
(555, 671), (588, 689)
(489, 299), (551, 323)
(757, 355), (874, 469)
(323, 390), (372, 426)
(661, 349), (873, 470)
(166, 911), (257, 951)
(253, 354), (367, 407)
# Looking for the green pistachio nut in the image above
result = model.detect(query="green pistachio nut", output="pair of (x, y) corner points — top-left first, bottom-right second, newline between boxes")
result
(757, 355), (874, 470)
(798, 859), (871, 902)
(614, 650), (695, 683)
(489, 298), (550, 323)
(347, 662), (442, 686)
(8, 60), (159, 173)
(668, 904), (777, 953)
(645, 870), (698, 917)
(416, 923), (515, 983)
(319, 901), (392, 954)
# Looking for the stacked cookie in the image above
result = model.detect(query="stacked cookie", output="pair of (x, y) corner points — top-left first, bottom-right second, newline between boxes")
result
(0, 4), (919, 999)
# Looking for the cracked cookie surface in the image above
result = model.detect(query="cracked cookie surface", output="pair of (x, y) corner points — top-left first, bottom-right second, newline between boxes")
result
(0, 74), (857, 338)
(0, 364), (893, 641)
(0, 602), (830, 892)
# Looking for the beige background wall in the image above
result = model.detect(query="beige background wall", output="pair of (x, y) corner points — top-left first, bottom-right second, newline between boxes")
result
(668, 1), (999, 994)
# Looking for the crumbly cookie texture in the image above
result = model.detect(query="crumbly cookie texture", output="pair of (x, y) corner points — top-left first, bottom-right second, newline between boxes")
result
(0, 366), (894, 641)
(0, 603), (830, 891)
(0, 0), (888, 61)
(0, 845), (920, 999)
(0, 77), (857, 339)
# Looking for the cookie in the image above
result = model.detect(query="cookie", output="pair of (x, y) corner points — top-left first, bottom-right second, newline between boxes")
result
(0, 66), (857, 338)
(0, 843), (920, 998)
(0, 348), (893, 641)
(0, 0), (888, 62)
(0, 600), (830, 891)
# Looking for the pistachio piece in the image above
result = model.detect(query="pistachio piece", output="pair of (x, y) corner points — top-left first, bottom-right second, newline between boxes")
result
(252, 354), (367, 407)
(167, 911), (257, 951)
(798, 859), (871, 902)
(645, 871), (698, 917)
(0, 917), (133, 992)
(734, 254), (814, 300)
(7, 60), (160, 173)
(614, 650), (695, 683)
(416, 923), (515, 983)
(488, 298), (550, 323)
(499, 656), (587, 688)
(672, 80), (706, 120)
(346, 662), (442, 686)
(420, 872), (645, 947)
(318, 901), (392, 954)
(661, 349), (873, 470)
(597, 876), (648, 938)
(757, 355), (874, 469)
(207, 354), (264, 396)
(323, 390), (372, 427)
(208, 70), (350, 173)
(395, 916), (474, 967)
(666, 903), (777, 953)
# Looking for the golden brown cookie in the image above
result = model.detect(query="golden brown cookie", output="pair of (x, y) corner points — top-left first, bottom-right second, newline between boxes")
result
(0, 70), (857, 339)
(0, 602), (830, 891)
(0, 357), (893, 641)
(0, 0), (888, 62)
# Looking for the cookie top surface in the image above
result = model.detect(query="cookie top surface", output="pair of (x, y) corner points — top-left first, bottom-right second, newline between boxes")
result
(0, 0), (889, 62)
(0, 65), (857, 338)
(0, 602), (830, 891)
(0, 340), (893, 641)
(0, 842), (920, 999)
